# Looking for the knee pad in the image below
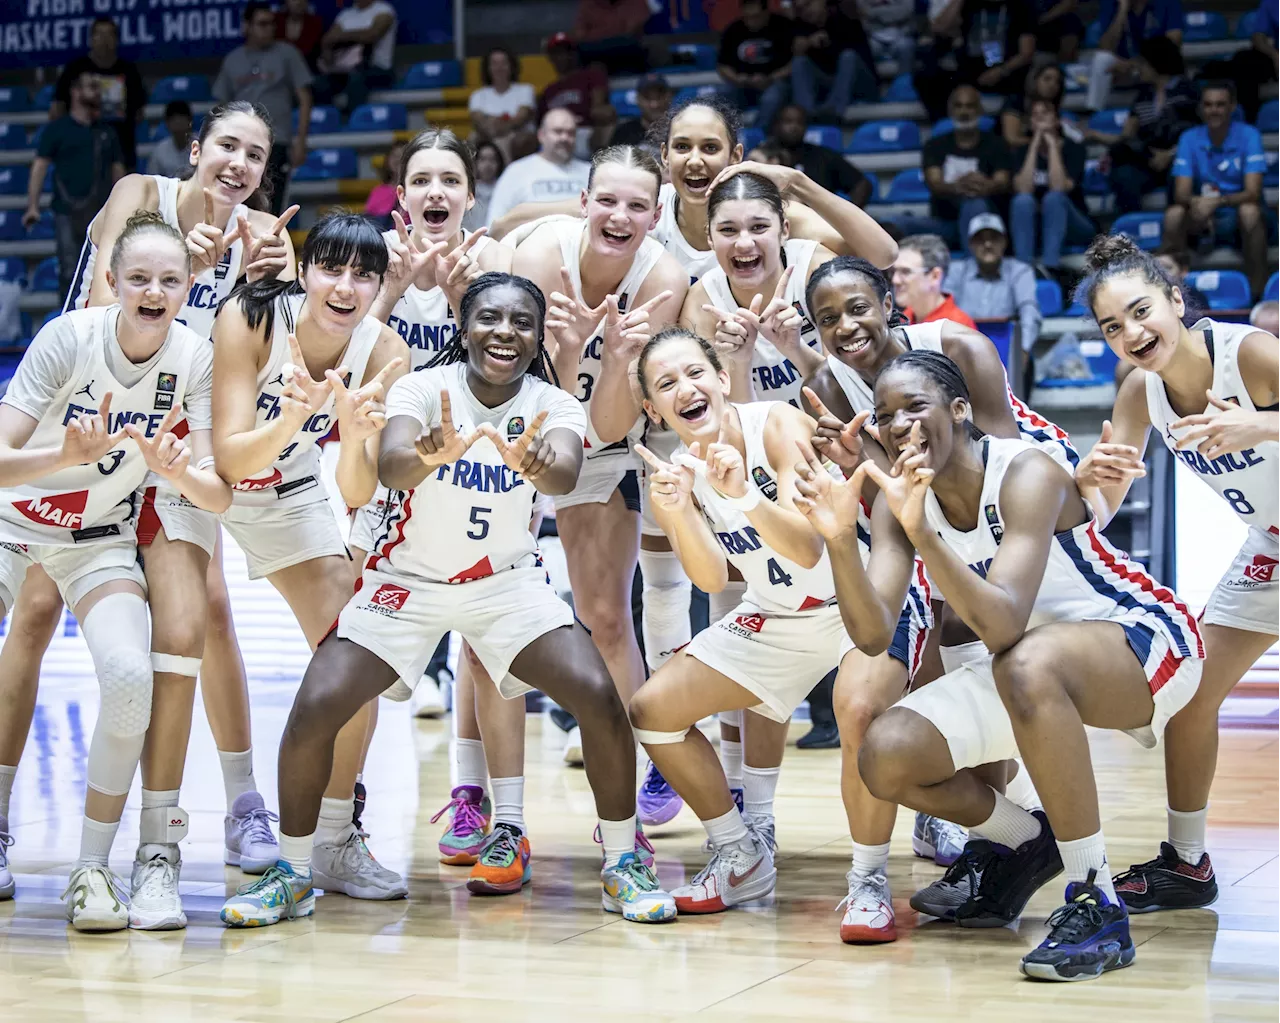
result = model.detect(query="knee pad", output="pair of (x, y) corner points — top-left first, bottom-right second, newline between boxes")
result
(719, 709), (743, 729)
(151, 652), (201, 679)
(82, 593), (153, 797)
(633, 725), (691, 746)
(708, 580), (746, 624)
(639, 550), (692, 671)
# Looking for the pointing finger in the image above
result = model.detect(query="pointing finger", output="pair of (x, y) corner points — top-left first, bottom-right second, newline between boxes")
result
(393, 210), (411, 246)
(202, 188), (215, 226)
(774, 265), (794, 300)
(270, 205), (300, 236)
(634, 443), (666, 471)
(802, 385), (834, 421)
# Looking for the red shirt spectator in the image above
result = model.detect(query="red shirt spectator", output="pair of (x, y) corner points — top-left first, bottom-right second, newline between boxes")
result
(539, 34), (614, 148)
(278, 0), (325, 67)
(905, 293), (978, 329)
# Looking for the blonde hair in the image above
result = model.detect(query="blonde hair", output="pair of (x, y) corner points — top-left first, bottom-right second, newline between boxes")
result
(109, 209), (190, 277)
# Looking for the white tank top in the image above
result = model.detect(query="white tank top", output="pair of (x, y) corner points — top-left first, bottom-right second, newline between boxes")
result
(923, 436), (1202, 660)
(700, 238), (821, 409)
(229, 292), (380, 507)
(0, 306), (200, 545)
(1146, 317), (1278, 535)
(553, 218), (664, 459)
(65, 176), (250, 340)
(687, 401), (850, 613)
(380, 228), (492, 369)
(367, 362), (587, 583)
(652, 183), (719, 284)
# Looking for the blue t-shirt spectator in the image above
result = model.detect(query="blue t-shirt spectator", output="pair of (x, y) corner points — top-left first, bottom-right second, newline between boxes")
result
(1256, 0), (1279, 45)
(1098, 0), (1184, 58)
(1172, 121), (1267, 194)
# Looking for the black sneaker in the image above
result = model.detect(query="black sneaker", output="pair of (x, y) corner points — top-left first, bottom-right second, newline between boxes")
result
(910, 839), (1000, 921)
(549, 707), (577, 733)
(1021, 869), (1136, 982)
(352, 781), (367, 832)
(1113, 841), (1218, 913)
(955, 809), (1063, 928)
(796, 721), (840, 749)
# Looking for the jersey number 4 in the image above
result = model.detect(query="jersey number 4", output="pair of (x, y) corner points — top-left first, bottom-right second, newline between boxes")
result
(767, 558), (793, 587)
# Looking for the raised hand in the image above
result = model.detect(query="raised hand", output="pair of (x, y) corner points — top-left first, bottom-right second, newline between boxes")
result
(602, 289), (672, 359)
(701, 301), (756, 365)
(325, 357), (403, 444)
(707, 160), (803, 198)
(704, 408), (748, 499)
(803, 385), (867, 471)
(636, 440), (698, 513)
(187, 189), (230, 276)
(740, 266), (803, 357)
(546, 267), (607, 356)
(238, 205), (300, 283)
(283, 332), (338, 417)
(1172, 391), (1276, 459)
(793, 438), (863, 540)
(478, 409), (556, 480)
(61, 392), (127, 467)
(414, 390), (482, 468)
(1075, 419), (1145, 488)
(123, 407), (189, 482)
(386, 211), (449, 290)
(861, 421), (933, 536)
(434, 226), (488, 315)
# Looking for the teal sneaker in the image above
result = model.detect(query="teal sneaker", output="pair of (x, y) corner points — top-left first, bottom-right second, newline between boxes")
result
(601, 851), (677, 923)
(220, 861), (315, 927)
(431, 785), (492, 866)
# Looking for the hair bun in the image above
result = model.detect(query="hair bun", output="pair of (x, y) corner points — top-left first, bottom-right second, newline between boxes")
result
(1082, 233), (1140, 273)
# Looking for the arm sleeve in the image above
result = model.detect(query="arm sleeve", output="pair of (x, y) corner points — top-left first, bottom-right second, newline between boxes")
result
(540, 386), (588, 441)
(484, 169), (520, 226)
(385, 373), (436, 426)
(182, 341), (215, 431)
(0, 317), (80, 421)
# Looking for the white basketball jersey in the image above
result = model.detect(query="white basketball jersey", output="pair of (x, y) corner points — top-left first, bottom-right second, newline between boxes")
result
(923, 436), (1202, 660)
(653, 183), (719, 283)
(380, 228), (492, 369)
(700, 239), (821, 408)
(1146, 317), (1278, 535)
(367, 362), (587, 583)
(65, 176), (249, 339)
(687, 401), (849, 613)
(554, 218), (663, 459)
(0, 306), (200, 545)
(229, 292), (380, 507)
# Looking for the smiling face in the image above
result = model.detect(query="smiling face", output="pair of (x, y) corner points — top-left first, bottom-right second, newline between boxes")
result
(463, 282), (540, 387)
(301, 256), (382, 335)
(710, 197), (787, 289)
(1091, 271), (1186, 372)
(891, 248), (940, 313)
(109, 231), (192, 340)
(873, 365), (970, 474)
(810, 269), (894, 373)
(582, 162), (660, 258)
(191, 111), (270, 208)
(663, 105), (740, 205)
(641, 335), (731, 445)
(538, 109), (577, 164)
(400, 146), (472, 240)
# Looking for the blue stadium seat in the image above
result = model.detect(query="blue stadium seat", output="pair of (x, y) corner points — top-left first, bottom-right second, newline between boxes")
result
(1185, 269), (1252, 310)
(0, 87), (28, 113)
(884, 74), (918, 103)
(1265, 270), (1279, 301)
(346, 104), (407, 132)
(740, 126), (765, 152)
(672, 83), (731, 107)
(931, 116), (994, 135)
(1038, 335), (1118, 388)
(1111, 212), (1163, 249)
(29, 257), (58, 294)
(0, 258), (26, 286)
(0, 211), (26, 241)
(33, 84), (55, 110)
(399, 61), (462, 89)
(0, 123), (26, 151)
(611, 89), (640, 119)
(1182, 10), (1227, 42)
(292, 147), (358, 181)
(1258, 99), (1279, 133)
(1088, 108), (1129, 134)
(1237, 9), (1262, 37)
(668, 43), (717, 71)
(804, 126), (842, 150)
(28, 211), (55, 240)
(296, 105), (342, 135)
(1267, 151), (1279, 187)
(0, 167), (26, 196)
(884, 167), (929, 202)
(1036, 278), (1064, 316)
(1083, 20), (1104, 47)
(1082, 159), (1110, 195)
(150, 76), (211, 104)
(848, 119), (920, 153)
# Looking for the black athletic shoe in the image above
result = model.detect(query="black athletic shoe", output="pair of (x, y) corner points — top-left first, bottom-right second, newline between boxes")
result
(955, 810), (1063, 928)
(352, 781), (367, 832)
(549, 707), (577, 733)
(1113, 842), (1218, 913)
(910, 839), (1000, 921)
(1021, 869), (1136, 982)
(796, 721), (840, 749)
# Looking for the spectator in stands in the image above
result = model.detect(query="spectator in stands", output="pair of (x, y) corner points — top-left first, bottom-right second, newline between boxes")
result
(1103, 36), (1197, 215)
(571, 0), (652, 75)
(892, 233), (978, 328)
(1000, 63), (1070, 148)
(52, 16), (146, 173)
(1087, 0), (1184, 112)
(855, 0), (918, 74)
(278, 0), (326, 70)
(1153, 246), (1210, 313)
(717, 0), (794, 134)
(1250, 299), (1279, 336)
(1032, 0), (1084, 63)
(214, 1), (313, 216)
(24, 72), (124, 304)
(1164, 80), (1269, 299)
(464, 141), (506, 231)
(610, 74), (670, 154)
(364, 139), (406, 231)
(313, 0), (398, 111)
(541, 33), (616, 155)
(146, 100), (195, 179)
(486, 108), (591, 228)
(917, 0), (1036, 122)
(469, 47), (537, 163)
(767, 104), (873, 205)
(944, 213), (1042, 348)
(1198, 0), (1279, 124)
(1010, 97), (1093, 273)
(791, 0), (879, 124)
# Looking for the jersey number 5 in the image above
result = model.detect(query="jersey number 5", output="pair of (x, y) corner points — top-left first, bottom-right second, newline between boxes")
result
(468, 506), (491, 540)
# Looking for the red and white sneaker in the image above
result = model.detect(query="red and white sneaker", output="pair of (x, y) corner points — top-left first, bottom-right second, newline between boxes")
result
(672, 838), (775, 914)
(838, 870), (896, 943)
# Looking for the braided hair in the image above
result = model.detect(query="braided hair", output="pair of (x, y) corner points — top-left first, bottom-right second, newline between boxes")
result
(874, 349), (983, 440)
(428, 272), (559, 384)
(805, 255), (908, 328)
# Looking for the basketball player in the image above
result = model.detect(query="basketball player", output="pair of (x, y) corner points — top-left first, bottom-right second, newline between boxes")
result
(1070, 234), (1277, 911)
(0, 212), (230, 930)
(794, 350), (1203, 981)
(220, 273), (676, 926)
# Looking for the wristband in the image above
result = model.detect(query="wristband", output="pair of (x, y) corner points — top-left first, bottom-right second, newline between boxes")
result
(197, 455), (216, 471)
(717, 486), (761, 512)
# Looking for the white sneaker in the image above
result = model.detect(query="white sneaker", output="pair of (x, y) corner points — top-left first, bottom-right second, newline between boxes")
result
(0, 815), (14, 900)
(410, 672), (446, 719)
(562, 725), (584, 767)
(837, 870), (896, 943)
(312, 827), (408, 900)
(672, 838), (775, 914)
(129, 850), (186, 930)
(63, 864), (129, 932)
(224, 791), (280, 875)
(382, 678), (414, 702)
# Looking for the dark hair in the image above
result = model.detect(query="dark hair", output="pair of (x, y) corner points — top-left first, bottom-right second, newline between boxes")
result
(164, 99), (192, 121)
(805, 255), (906, 327)
(772, 103), (808, 131)
(1138, 34), (1184, 77)
(587, 144), (663, 201)
(1028, 63), (1065, 105)
(223, 211), (388, 335)
(656, 93), (743, 153)
(481, 47), (521, 86)
(1200, 78), (1238, 104)
(380, 139), (406, 184)
(110, 209), (190, 277)
(427, 272), (557, 383)
(197, 100), (276, 207)
(874, 350), (983, 440)
(242, 1), (274, 22)
(91, 15), (117, 34)
(1074, 233), (1181, 318)
(472, 139), (506, 182)
(1155, 244), (1191, 272)
(399, 127), (476, 196)
(1028, 95), (1061, 116)
(898, 234), (950, 275)
(707, 170), (785, 227)
(637, 326), (723, 402)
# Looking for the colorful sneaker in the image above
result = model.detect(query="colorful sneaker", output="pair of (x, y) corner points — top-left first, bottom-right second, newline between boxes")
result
(0, 815), (14, 900)
(955, 812), (1063, 928)
(637, 762), (683, 826)
(431, 785), (492, 865)
(313, 827), (407, 900)
(562, 726), (584, 767)
(220, 861), (315, 927)
(912, 812), (968, 867)
(224, 791), (280, 875)
(672, 837), (775, 914)
(1021, 871), (1136, 982)
(730, 788), (745, 814)
(593, 821), (655, 868)
(63, 864), (129, 932)
(837, 870), (896, 943)
(467, 823), (531, 895)
(601, 851), (677, 922)
(1113, 842), (1218, 913)
(910, 840), (996, 921)
(129, 850), (186, 931)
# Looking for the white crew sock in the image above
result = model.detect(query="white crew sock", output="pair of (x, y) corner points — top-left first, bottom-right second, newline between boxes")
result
(279, 832), (313, 874)
(851, 839), (891, 880)
(598, 814), (637, 868)
(1004, 759), (1042, 810)
(217, 748), (256, 807)
(315, 796), (354, 845)
(1167, 805), (1208, 864)
(453, 737), (487, 792)
(139, 788), (180, 860)
(972, 790), (1042, 849)
(742, 764), (780, 820)
(639, 548), (692, 672)
(490, 776), (525, 832)
(78, 816), (120, 867)
(720, 739), (744, 790)
(0, 763), (15, 820)
(702, 806), (751, 852)
(1058, 830), (1118, 904)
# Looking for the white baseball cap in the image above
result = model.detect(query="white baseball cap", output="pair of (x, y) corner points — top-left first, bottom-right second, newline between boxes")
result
(968, 213), (1007, 239)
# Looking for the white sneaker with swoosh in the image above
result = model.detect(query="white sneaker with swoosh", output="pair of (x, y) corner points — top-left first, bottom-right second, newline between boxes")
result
(671, 838), (776, 914)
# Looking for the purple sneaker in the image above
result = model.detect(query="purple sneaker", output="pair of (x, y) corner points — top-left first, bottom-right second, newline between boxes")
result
(430, 785), (492, 866)
(637, 762), (683, 826)
(731, 788), (744, 814)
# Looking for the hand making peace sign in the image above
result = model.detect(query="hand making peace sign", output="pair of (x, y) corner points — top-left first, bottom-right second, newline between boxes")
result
(414, 390), (483, 468)
(478, 409), (557, 481)
(802, 385), (868, 472)
(325, 356), (404, 445)
(123, 407), (190, 483)
(238, 205), (300, 283)
(601, 289), (674, 360)
(546, 267), (608, 357)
